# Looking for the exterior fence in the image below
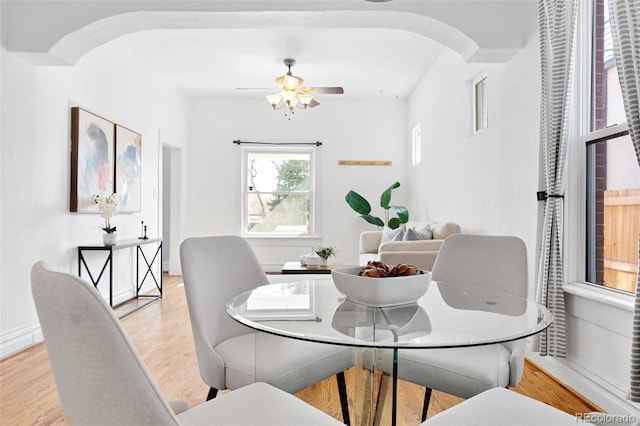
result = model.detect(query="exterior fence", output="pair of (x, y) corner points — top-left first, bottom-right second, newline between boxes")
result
(604, 188), (640, 293)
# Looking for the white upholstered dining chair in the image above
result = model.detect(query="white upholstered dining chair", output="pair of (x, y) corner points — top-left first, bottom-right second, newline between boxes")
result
(419, 387), (596, 425)
(30, 261), (342, 425)
(397, 233), (530, 420)
(180, 236), (354, 423)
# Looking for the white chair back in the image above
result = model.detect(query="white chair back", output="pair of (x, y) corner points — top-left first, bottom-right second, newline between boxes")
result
(31, 261), (180, 425)
(180, 236), (270, 389)
(431, 233), (528, 297)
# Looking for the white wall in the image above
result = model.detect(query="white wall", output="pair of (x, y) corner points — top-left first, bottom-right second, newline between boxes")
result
(0, 39), (188, 358)
(405, 35), (640, 416)
(2, 18), (636, 416)
(184, 96), (409, 269)
(407, 37), (541, 292)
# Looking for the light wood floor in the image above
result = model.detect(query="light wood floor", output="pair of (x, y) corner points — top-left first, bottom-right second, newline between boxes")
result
(0, 273), (602, 425)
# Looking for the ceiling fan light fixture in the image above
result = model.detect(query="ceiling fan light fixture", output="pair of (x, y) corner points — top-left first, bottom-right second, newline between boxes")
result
(259, 58), (343, 117)
(281, 90), (297, 103)
(276, 74), (303, 91)
(266, 93), (282, 109)
(298, 93), (313, 108)
(287, 97), (299, 112)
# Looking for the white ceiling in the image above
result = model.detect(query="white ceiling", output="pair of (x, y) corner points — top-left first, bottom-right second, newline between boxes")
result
(119, 27), (446, 99)
(4, 1), (539, 100)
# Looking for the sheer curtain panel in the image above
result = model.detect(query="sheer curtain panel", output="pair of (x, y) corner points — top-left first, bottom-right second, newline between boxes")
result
(535, 0), (578, 358)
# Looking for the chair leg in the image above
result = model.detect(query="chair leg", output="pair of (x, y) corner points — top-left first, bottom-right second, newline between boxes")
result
(206, 387), (218, 401)
(336, 371), (350, 425)
(421, 387), (433, 421)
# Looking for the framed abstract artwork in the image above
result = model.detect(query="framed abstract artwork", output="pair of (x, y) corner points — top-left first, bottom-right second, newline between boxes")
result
(70, 107), (115, 212)
(115, 124), (142, 212)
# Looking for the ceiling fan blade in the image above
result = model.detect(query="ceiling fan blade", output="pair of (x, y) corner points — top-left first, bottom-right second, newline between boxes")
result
(309, 99), (321, 108)
(306, 87), (344, 95)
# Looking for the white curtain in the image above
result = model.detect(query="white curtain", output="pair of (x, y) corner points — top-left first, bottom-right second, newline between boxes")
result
(535, 0), (578, 357)
(607, 0), (640, 402)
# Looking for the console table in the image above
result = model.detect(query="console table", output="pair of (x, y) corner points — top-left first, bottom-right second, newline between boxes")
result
(78, 238), (162, 318)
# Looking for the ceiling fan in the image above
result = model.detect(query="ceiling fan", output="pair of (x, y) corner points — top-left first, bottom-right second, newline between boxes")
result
(239, 58), (344, 112)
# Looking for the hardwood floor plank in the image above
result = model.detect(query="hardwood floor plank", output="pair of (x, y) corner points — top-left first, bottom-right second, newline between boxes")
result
(0, 273), (601, 425)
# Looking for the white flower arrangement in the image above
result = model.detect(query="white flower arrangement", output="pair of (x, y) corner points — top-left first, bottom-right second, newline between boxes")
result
(92, 193), (118, 233)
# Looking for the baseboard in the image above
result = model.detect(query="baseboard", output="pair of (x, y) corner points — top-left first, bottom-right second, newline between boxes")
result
(262, 263), (283, 274)
(1, 288), (137, 360)
(527, 351), (640, 416)
(0, 322), (43, 360)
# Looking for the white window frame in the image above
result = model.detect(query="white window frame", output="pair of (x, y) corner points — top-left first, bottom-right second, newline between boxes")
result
(411, 123), (422, 166)
(240, 145), (321, 238)
(565, 0), (634, 303)
(472, 73), (488, 133)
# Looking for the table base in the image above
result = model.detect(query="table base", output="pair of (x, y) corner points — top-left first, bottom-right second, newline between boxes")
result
(353, 348), (397, 426)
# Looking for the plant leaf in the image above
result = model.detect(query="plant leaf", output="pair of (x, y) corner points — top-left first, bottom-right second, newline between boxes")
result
(362, 214), (385, 227)
(391, 206), (409, 223)
(380, 181), (401, 209)
(345, 191), (372, 215)
(388, 217), (401, 229)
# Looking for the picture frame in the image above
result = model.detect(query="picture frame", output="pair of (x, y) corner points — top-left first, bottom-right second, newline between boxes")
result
(70, 107), (115, 212)
(115, 124), (142, 212)
(473, 74), (488, 133)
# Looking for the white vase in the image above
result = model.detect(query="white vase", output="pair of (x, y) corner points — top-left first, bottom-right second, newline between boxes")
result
(318, 257), (328, 266)
(103, 232), (117, 246)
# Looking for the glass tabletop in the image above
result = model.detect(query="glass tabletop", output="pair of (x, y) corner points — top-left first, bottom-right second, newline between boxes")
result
(226, 277), (553, 349)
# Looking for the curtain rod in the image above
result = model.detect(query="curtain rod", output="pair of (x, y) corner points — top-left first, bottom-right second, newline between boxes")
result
(233, 140), (322, 146)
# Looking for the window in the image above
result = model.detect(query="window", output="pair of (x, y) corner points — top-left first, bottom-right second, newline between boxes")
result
(584, 0), (639, 293)
(411, 124), (421, 166)
(473, 74), (488, 132)
(241, 147), (318, 237)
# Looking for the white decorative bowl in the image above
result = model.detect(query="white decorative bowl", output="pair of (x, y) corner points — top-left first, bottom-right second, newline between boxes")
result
(331, 266), (432, 307)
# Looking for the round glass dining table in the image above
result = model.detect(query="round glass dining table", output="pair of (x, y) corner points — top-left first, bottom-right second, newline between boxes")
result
(226, 277), (553, 425)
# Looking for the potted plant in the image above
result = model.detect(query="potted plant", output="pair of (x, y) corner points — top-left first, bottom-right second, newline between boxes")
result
(314, 246), (338, 266)
(345, 181), (409, 229)
(92, 193), (118, 245)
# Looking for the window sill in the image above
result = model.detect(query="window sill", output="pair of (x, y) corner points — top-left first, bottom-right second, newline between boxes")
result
(243, 235), (322, 239)
(243, 235), (322, 246)
(564, 281), (635, 313)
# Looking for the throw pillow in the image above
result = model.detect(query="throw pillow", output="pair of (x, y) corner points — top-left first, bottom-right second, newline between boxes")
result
(403, 223), (432, 241)
(382, 225), (406, 242)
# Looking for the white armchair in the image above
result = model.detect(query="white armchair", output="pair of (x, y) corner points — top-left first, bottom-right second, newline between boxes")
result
(359, 221), (461, 271)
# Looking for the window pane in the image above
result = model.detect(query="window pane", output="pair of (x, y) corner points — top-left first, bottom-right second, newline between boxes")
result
(246, 152), (310, 193)
(586, 134), (640, 293)
(246, 193), (310, 234)
(592, 0), (625, 131)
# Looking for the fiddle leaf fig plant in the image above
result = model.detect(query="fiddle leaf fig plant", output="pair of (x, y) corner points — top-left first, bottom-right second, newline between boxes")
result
(345, 181), (409, 229)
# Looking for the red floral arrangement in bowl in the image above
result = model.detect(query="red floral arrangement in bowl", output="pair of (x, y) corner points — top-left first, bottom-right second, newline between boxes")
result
(332, 261), (431, 307)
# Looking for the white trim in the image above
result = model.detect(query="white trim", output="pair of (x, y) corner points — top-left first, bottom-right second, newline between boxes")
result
(0, 286), (138, 360)
(527, 351), (640, 416)
(240, 145), (321, 238)
(581, 122), (630, 144)
(472, 72), (488, 133)
(158, 130), (184, 276)
(411, 123), (421, 166)
(0, 322), (43, 360)
(565, 281), (635, 312)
